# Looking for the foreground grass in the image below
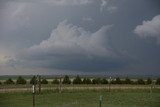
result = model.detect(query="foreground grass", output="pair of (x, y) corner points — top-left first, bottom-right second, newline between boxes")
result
(0, 89), (160, 107)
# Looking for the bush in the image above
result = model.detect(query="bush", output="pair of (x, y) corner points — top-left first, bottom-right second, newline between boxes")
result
(92, 78), (101, 84)
(124, 77), (132, 84)
(0, 81), (2, 85)
(4, 78), (15, 84)
(52, 78), (60, 84)
(16, 76), (27, 84)
(115, 77), (122, 84)
(146, 78), (152, 85)
(137, 79), (145, 85)
(73, 75), (82, 84)
(83, 78), (92, 84)
(30, 76), (37, 84)
(101, 78), (108, 84)
(62, 75), (71, 84)
(156, 78), (160, 85)
(41, 78), (48, 84)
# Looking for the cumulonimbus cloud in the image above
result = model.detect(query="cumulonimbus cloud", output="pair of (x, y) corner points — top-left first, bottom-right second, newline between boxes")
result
(12, 20), (127, 71)
(7, 20), (132, 72)
(134, 15), (160, 44)
(27, 20), (114, 58)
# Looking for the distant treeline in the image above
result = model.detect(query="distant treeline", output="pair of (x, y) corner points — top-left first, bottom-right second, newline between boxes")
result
(0, 75), (160, 85)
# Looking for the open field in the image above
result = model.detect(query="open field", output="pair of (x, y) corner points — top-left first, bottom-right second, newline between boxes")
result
(0, 84), (160, 93)
(0, 76), (160, 107)
(0, 89), (160, 107)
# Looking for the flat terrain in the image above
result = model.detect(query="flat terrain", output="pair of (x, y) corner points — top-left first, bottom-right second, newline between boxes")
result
(0, 87), (160, 107)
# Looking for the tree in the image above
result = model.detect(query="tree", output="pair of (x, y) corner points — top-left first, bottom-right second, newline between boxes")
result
(124, 77), (132, 84)
(146, 78), (152, 85)
(137, 79), (145, 85)
(83, 78), (92, 84)
(73, 75), (82, 84)
(101, 78), (108, 84)
(30, 76), (37, 84)
(0, 81), (2, 85)
(92, 78), (101, 84)
(41, 78), (48, 84)
(16, 76), (27, 84)
(156, 78), (160, 85)
(52, 78), (60, 84)
(4, 78), (15, 84)
(62, 75), (71, 84)
(115, 77), (122, 84)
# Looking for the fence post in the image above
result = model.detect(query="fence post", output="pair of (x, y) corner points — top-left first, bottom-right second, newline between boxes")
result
(59, 75), (62, 93)
(38, 75), (41, 94)
(109, 77), (112, 92)
(32, 84), (35, 107)
(99, 95), (103, 107)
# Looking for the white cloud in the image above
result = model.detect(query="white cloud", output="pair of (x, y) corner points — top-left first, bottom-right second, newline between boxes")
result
(134, 15), (160, 44)
(27, 20), (114, 58)
(100, 0), (108, 12)
(82, 16), (94, 23)
(48, 0), (93, 5)
(100, 0), (117, 13)
(25, 0), (94, 6)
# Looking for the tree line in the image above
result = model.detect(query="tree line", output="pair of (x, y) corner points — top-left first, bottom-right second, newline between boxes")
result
(0, 75), (160, 85)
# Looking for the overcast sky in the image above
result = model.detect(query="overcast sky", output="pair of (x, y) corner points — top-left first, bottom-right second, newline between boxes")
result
(0, 0), (160, 75)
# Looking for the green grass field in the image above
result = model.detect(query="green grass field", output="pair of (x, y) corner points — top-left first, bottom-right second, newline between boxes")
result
(0, 89), (160, 107)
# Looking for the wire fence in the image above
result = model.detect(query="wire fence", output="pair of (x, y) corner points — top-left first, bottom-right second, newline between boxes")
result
(0, 84), (160, 107)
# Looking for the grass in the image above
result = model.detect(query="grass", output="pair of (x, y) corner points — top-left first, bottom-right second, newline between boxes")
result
(0, 89), (160, 107)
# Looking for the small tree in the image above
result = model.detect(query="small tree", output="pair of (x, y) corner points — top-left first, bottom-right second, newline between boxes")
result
(62, 75), (71, 84)
(30, 76), (37, 84)
(16, 76), (27, 84)
(124, 77), (132, 84)
(92, 78), (101, 84)
(52, 78), (60, 84)
(156, 78), (160, 85)
(146, 78), (152, 85)
(4, 78), (15, 84)
(83, 78), (92, 84)
(101, 78), (108, 84)
(115, 77), (122, 84)
(137, 79), (145, 85)
(41, 78), (48, 84)
(73, 75), (82, 84)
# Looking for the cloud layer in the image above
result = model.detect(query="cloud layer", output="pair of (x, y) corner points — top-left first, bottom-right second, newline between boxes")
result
(134, 15), (160, 44)
(12, 20), (129, 72)
(28, 20), (113, 58)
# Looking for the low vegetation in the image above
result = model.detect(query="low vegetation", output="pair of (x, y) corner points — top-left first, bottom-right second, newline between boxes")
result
(0, 75), (160, 85)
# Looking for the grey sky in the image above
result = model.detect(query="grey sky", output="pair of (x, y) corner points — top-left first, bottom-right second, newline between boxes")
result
(0, 0), (160, 75)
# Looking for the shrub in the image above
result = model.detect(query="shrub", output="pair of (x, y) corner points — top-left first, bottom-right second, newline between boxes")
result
(52, 78), (60, 84)
(30, 76), (37, 84)
(92, 78), (101, 84)
(137, 79), (145, 85)
(4, 78), (15, 84)
(124, 77), (132, 84)
(83, 78), (92, 84)
(0, 81), (2, 85)
(73, 75), (82, 84)
(115, 77), (122, 84)
(16, 76), (27, 84)
(41, 78), (48, 84)
(101, 78), (108, 84)
(156, 78), (160, 85)
(62, 75), (71, 84)
(146, 78), (152, 85)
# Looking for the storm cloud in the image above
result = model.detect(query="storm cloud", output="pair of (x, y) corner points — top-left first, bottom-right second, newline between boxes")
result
(0, 0), (160, 75)
(134, 15), (160, 44)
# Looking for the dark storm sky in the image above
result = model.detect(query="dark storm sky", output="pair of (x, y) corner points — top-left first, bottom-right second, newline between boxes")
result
(0, 0), (160, 75)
